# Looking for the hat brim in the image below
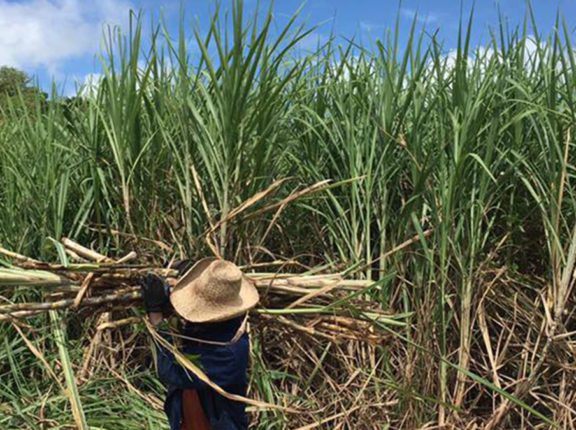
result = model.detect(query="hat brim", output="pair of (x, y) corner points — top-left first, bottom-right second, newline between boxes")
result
(170, 258), (260, 323)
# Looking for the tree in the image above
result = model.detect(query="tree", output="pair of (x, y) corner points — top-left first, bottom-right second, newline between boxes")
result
(0, 66), (47, 117)
(0, 67), (29, 95)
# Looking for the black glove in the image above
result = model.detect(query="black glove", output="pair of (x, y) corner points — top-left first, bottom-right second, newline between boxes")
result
(140, 273), (170, 314)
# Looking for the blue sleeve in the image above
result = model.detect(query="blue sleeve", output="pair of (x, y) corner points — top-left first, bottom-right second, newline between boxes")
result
(156, 335), (249, 391)
(156, 343), (205, 390)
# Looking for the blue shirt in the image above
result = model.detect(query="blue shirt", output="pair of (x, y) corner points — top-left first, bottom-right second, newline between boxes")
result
(156, 317), (249, 430)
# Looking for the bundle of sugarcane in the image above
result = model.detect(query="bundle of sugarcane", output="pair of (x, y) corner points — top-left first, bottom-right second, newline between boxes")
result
(0, 238), (403, 344)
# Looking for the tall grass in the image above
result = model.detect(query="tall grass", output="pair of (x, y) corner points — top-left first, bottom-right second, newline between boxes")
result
(1, 1), (575, 428)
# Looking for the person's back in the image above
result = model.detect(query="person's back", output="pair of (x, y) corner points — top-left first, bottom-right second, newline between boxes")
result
(141, 258), (259, 430)
(158, 317), (250, 429)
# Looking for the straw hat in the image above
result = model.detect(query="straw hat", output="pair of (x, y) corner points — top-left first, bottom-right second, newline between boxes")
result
(170, 257), (259, 323)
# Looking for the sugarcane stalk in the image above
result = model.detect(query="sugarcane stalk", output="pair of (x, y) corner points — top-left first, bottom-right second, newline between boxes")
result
(116, 251), (138, 264)
(64, 248), (89, 262)
(97, 316), (142, 330)
(73, 272), (96, 308)
(260, 314), (337, 342)
(0, 310), (44, 321)
(0, 246), (42, 264)
(50, 310), (88, 430)
(0, 290), (141, 313)
(0, 268), (72, 287)
(61, 238), (114, 263)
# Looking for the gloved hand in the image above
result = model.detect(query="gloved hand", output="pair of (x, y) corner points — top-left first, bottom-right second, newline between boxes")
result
(140, 273), (171, 314)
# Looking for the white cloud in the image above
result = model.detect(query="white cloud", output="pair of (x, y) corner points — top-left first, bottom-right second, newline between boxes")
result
(360, 22), (385, 33)
(77, 72), (103, 98)
(0, 0), (133, 73)
(400, 8), (442, 25)
(524, 37), (538, 63)
(434, 46), (496, 76)
(444, 49), (458, 70)
(362, 9), (443, 33)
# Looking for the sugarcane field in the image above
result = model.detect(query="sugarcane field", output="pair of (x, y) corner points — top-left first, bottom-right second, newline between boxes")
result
(1, 1), (576, 429)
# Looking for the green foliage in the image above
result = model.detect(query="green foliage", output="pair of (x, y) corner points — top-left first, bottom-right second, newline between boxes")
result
(0, 67), (29, 96)
(0, 66), (47, 118)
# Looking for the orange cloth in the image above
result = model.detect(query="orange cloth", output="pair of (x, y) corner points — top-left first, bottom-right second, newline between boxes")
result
(181, 389), (211, 430)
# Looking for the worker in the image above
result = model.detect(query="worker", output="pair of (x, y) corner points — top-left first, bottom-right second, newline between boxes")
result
(140, 257), (260, 430)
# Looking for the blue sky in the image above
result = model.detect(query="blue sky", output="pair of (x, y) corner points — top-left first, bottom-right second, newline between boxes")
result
(0, 0), (574, 95)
